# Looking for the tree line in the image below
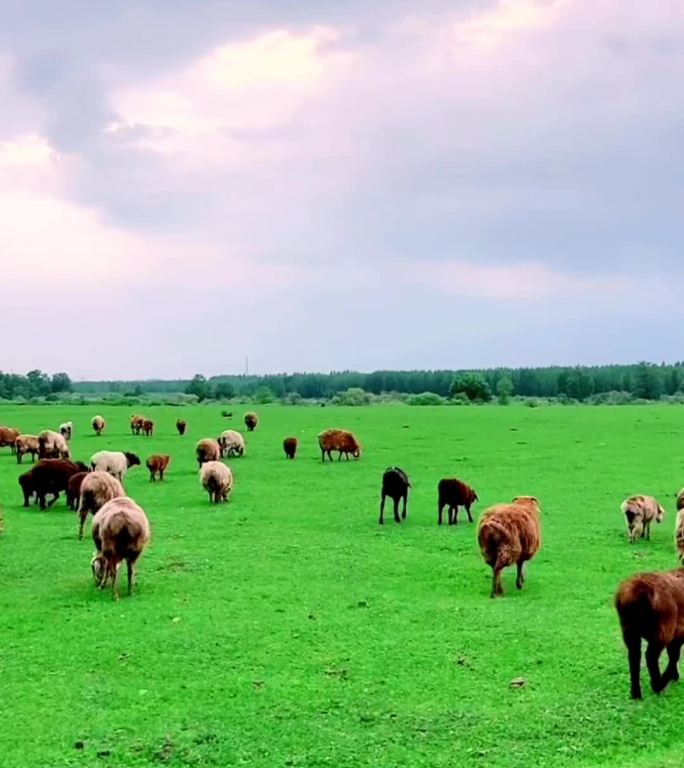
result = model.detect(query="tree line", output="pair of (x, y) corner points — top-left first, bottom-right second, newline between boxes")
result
(65, 362), (684, 403)
(0, 370), (73, 400)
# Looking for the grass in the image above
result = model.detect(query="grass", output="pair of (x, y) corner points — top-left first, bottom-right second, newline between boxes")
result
(1, 403), (684, 767)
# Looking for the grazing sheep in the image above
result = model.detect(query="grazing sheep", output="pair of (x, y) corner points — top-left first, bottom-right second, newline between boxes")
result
(622, 495), (665, 543)
(90, 450), (141, 483)
(67, 471), (89, 510)
(176, 419), (187, 436)
(244, 412), (258, 432)
(318, 429), (361, 462)
(130, 414), (145, 435)
(38, 429), (71, 460)
(196, 438), (221, 469)
(19, 459), (89, 510)
(283, 436), (298, 459)
(15, 434), (39, 464)
(438, 478), (479, 525)
(615, 567), (684, 699)
(218, 430), (245, 458)
(146, 454), (170, 482)
(59, 421), (73, 441)
(379, 467), (410, 525)
(78, 471), (125, 539)
(222, 410), (233, 419)
(142, 419), (154, 436)
(0, 426), (20, 454)
(477, 496), (542, 598)
(91, 415), (106, 436)
(91, 497), (151, 599)
(200, 461), (233, 504)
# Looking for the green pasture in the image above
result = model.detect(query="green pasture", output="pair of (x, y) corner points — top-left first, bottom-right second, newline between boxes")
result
(1, 404), (683, 767)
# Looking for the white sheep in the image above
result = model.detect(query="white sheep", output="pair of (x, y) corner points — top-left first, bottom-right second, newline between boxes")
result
(218, 429), (246, 458)
(90, 450), (141, 484)
(59, 421), (73, 441)
(200, 461), (233, 503)
(38, 429), (70, 460)
(91, 415), (106, 436)
(77, 471), (125, 539)
(622, 495), (665, 543)
(91, 497), (151, 599)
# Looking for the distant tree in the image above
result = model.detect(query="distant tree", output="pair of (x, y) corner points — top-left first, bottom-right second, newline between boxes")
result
(634, 362), (663, 400)
(185, 374), (210, 402)
(496, 376), (514, 405)
(26, 369), (50, 398)
(334, 387), (370, 406)
(214, 381), (235, 400)
(50, 372), (73, 393)
(255, 386), (275, 404)
(450, 373), (492, 402)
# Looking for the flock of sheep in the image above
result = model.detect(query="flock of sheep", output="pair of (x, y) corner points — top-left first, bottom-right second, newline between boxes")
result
(2, 414), (684, 700)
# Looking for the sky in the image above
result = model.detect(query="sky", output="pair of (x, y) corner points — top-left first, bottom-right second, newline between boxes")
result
(1, 0), (683, 379)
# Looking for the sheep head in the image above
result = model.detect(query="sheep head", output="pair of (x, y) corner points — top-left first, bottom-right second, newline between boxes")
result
(91, 554), (107, 587)
(124, 452), (141, 468)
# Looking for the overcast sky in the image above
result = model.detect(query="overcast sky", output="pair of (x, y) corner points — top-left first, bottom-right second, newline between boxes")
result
(1, 0), (682, 379)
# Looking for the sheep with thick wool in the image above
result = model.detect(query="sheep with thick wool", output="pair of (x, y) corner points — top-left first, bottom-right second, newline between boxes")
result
(0, 426), (20, 454)
(90, 450), (141, 484)
(622, 495), (665, 543)
(196, 438), (221, 468)
(59, 421), (73, 441)
(15, 434), (39, 464)
(38, 430), (70, 460)
(91, 415), (106, 436)
(477, 496), (542, 598)
(91, 497), (151, 599)
(78, 471), (125, 539)
(218, 430), (245, 458)
(200, 461), (233, 503)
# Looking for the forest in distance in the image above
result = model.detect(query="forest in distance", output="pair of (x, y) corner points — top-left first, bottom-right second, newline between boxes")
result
(0, 361), (682, 404)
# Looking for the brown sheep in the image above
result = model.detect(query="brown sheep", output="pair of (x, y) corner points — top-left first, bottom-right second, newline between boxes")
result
(142, 419), (154, 436)
(380, 467), (410, 524)
(0, 426), (20, 454)
(318, 429), (361, 462)
(66, 472), (88, 510)
(176, 419), (187, 436)
(615, 567), (684, 699)
(91, 497), (151, 599)
(283, 436), (298, 459)
(438, 478), (479, 525)
(622, 495), (665, 543)
(200, 461), (233, 504)
(477, 496), (542, 598)
(196, 438), (221, 469)
(146, 454), (170, 482)
(15, 434), (39, 464)
(675, 489), (684, 563)
(78, 471), (126, 539)
(91, 415), (106, 436)
(130, 414), (145, 435)
(19, 459), (90, 510)
(244, 412), (258, 432)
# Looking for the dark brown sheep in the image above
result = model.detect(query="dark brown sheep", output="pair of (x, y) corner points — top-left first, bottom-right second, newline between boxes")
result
(283, 436), (298, 459)
(438, 478), (478, 525)
(380, 467), (410, 524)
(19, 459), (90, 510)
(615, 568), (684, 699)
(244, 412), (258, 432)
(0, 426), (20, 454)
(67, 472), (89, 510)
(130, 414), (144, 435)
(146, 454), (170, 481)
(318, 429), (361, 462)
(142, 419), (154, 436)
(196, 438), (221, 469)
(477, 496), (542, 598)
(176, 419), (187, 436)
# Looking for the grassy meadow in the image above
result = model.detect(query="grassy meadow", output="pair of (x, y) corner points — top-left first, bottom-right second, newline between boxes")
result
(1, 403), (684, 767)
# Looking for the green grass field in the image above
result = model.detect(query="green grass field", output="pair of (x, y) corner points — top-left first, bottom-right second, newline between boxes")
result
(1, 404), (683, 768)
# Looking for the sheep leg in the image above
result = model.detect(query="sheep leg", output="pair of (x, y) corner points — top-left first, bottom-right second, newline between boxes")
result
(47, 491), (59, 508)
(516, 561), (525, 589)
(451, 506), (459, 525)
(127, 560), (134, 596)
(402, 494), (407, 520)
(160, 469), (164, 481)
(111, 562), (120, 601)
(438, 503), (444, 525)
(393, 498), (400, 524)
(491, 564), (504, 598)
(663, 641), (682, 685)
(465, 503), (473, 523)
(379, 495), (385, 525)
(78, 510), (87, 540)
(646, 643), (665, 694)
(625, 635), (642, 699)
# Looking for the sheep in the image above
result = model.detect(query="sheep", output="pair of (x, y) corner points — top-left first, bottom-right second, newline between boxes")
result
(91, 497), (151, 600)
(218, 430), (245, 458)
(142, 419), (154, 436)
(0, 426), (20, 454)
(18, 459), (90, 510)
(621, 495), (665, 543)
(59, 421), (73, 441)
(318, 429), (361, 462)
(615, 567), (684, 699)
(15, 434), (39, 464)
(67, 471), (88, 510)
(91, 415), (106, 436)
(90, 450), (141, 484)
(196, 438), (221, 469)
(438, 478), (479, 525)
(379, 467), (410, 525)
(130, 414), (145, 435)
(283, 436), (298, 459)
(38, 429), (71, 460)
(477, 496), (542, 598)
(200, 461), (233, 504)
(146, 454), (170, 482)
(78, 471), (125, 539)
(176, 419), (187, 436)
(244, 412), (258, 432)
